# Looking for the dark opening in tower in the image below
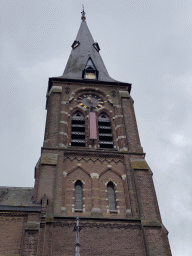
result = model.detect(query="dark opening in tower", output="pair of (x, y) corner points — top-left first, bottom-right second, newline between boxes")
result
(71, 112), (85, 147)
(98, 113), (113, 148)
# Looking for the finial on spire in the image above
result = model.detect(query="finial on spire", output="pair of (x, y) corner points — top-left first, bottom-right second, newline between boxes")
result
(81, 4), (86, 20)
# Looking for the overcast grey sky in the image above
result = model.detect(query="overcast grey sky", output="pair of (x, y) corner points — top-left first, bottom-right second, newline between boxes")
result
(0, 1), (192, 255)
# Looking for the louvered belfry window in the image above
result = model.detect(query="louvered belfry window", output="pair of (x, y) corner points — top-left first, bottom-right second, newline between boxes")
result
(98, 114), (113, 148)
(71, 112), (85, 147)
(75, 180), (83, 210)
(107, 182), (116, 211)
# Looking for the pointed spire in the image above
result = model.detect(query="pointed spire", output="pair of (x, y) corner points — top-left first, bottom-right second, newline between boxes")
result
(61, 7), (116, 82)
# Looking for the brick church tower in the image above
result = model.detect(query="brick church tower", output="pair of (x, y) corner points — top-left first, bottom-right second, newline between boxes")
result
(0, 10), (172, 256)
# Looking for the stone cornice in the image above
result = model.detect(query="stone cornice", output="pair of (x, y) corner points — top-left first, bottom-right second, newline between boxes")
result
(48, 77), (132, 93)
(41, 146), (146, 157)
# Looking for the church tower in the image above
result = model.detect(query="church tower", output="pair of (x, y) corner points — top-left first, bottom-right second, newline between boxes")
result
(0, 9), (172, 256)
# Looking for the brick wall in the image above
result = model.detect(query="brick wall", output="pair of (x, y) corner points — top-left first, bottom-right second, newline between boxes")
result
(0, 214), (26, 255)
(47, 220), (146, 256)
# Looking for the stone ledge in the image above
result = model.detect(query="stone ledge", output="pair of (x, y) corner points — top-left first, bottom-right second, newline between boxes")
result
(91, 208), (102, 217)
(119, 91), (130, 98)
(131, 159), (149, 170)
(141, 220), (162, 227)
(41, 153), (58, 165)
(47, 85), (62, 96)
(0, 205), (41, 212)
(46, 217), (54, 223)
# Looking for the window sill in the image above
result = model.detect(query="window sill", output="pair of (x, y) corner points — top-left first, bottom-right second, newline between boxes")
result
(109, 210), (118, 214)
(82, 78), (97, 80)
(74, 209), (83, 212)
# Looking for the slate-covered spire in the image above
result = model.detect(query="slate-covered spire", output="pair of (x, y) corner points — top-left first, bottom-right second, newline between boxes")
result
(62, 9), (116, 82)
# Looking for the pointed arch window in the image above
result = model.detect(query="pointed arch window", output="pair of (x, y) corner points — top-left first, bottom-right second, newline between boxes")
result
(107, 182), (116, 211)
(71, 112), (85, 147)
(75, 180), (83, 210)
(98, 113), (113, 148)
(82, 57), (99, 79)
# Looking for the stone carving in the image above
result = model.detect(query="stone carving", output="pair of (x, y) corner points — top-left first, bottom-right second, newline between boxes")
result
(111, 90), (116, 97)
(65, 87), (70, 94)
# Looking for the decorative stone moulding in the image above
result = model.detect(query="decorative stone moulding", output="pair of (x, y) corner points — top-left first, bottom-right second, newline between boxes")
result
(59, 143), (68, 148)
(65, 87), (70, 94)
(0, 212), (27, 218)
(90, 173), (99, 179)
(119, 91), (130, 98)
(126, 209), (132, 218)
(48, 85), (62, 96)
(91, 208), (102, 213)
(61, 101), (68, 104)
(25, 221), (40, 231)
(91, 208), (102, 217)
(52, 220), (142, 230)
(141, 220), (162, 227)
(119, 147), (128, 152)
(61, 111), (69, 115)
(61, 207), (66, 212)
(63, 152), (124, 164)
(63, 171), (68, 177)
(121, 174), (126, 180)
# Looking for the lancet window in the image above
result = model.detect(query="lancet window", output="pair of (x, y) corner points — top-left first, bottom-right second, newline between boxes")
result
(107, 182), (116, 211)
(71, 112), (85, 147)
(98, 113), (113, 148)
(75, 180), (83, 210)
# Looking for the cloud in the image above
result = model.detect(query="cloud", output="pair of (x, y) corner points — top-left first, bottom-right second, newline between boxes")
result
(19, 57), (67, 81)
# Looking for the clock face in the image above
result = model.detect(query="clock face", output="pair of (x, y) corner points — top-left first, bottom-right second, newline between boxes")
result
(77, 94), (104, 109)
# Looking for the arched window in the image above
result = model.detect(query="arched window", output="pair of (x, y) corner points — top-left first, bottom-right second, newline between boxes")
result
(98, 113), (113, 148)
(71, 112), (85, 147)
(107, 182), (116, 211)
(75, 180), (83, 210)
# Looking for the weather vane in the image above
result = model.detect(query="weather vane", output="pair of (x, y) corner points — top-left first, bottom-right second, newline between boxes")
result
(81, 4), (86, 20)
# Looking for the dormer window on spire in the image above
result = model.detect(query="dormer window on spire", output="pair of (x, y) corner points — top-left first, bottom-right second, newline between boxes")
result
(93, 42), (100, 52)
(71, 40), (80, 49)
(82, 57), (99, 79)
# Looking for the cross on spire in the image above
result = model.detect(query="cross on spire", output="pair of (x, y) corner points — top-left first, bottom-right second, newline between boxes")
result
(81, 4), (86, 20)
